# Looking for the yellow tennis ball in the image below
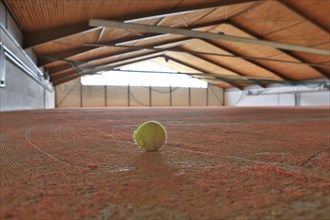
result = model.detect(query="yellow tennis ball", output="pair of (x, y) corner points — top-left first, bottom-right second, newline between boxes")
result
(134, 121), (167, 151)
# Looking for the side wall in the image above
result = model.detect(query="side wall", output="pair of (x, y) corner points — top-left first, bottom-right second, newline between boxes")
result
(56, 79), (224, 108)
(0, 1), (55, 111)
(224, 82), (330, 106)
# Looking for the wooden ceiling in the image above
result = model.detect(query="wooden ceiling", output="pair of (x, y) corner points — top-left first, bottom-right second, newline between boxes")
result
(4, 0), (330, 88)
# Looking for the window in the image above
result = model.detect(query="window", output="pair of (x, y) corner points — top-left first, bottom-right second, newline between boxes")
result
(81, 61), (207, 88)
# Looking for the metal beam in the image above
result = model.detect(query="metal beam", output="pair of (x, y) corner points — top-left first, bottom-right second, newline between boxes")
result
(110, 53), (165, 69)
(90, 38), (327, 83)
(96, 38), (324, 80)
(38, 47), (95, 66)
(85, 52), (165, 73)
(52, 51), (259, 88)
(50, 51), (165, 82)
(59, 38), (290, 87)
(229, 21), (330, 79)
(51, 69), (77, 82)
(93, 53), (165, 72)
(39, 19), (229, 67)
(25, 0), (255, 49)
(96, 27), (106, 43)
(38, 33), (166, 66)
(86, 40), (329, 68)
(48, 49), (153, 75)
(49, 50), (161, 77)
(90, 19), (330, 56)
(48, 37), (191, 75)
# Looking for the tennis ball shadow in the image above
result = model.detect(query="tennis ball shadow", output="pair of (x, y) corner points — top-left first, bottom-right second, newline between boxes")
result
(133, 152), (175, 177)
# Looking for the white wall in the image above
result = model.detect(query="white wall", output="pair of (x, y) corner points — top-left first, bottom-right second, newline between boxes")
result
(0, 60), (44, 111)
(172, 87), (189, 106)
(56, 82), (224, 108)
(191, 88), (207, 106)
(107, 86), (128, 107)
(225, 82), (330, 107)
(82, 86), (105, 107)
(208, 85), (224, 106)
(0, 2), (55, 112)
(151, 87), (170, 106)
(130, 86), (150, 107)
(224, 90), (296, 106)
(55, 78), (81, 108)
(300, 91), (330, 106)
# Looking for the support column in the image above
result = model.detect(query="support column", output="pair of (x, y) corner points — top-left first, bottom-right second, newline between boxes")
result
(80, 82), (83, 107)
(149, 85), (152, 107)
(295, 93), (301, 106)
(206, 86), (209, 106)
(188, 87), (191, 106)
(128, 85), (130, 107)
(169, 86), (172, 107)
(104, 85), (107, 107)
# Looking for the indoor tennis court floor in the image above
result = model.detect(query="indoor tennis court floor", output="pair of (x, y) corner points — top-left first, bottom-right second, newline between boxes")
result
(1, 107), (329, 219)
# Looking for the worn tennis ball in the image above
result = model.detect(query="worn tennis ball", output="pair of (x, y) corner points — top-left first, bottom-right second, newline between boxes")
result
(134, 121), (167, 151)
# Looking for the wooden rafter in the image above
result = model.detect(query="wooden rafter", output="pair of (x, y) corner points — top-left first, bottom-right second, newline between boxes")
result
(23, 0), (255, 48)
(164, 55), (244, 90)
(229, 21), (330, 79)
(23, 23), (99, 49)
(278, 0), (329, 34)
(201, 39), (291, 81)
(53, 74), (80, 86)
(188, 52), (266, 88)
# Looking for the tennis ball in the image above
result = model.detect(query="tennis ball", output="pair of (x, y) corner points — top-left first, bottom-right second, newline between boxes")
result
(134, 121), (167, 151)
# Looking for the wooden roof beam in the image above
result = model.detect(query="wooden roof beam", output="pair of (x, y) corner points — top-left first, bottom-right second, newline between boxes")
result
(229, 21), (330, 79)
(23, 23), (100, 49)
(24, 0), (255, 49)
(164, 55), (244, 90)
(202, 39), (292, 81)
(105, 52), (165, 70)
(50, 69), (78, 82)
(53, 74), (80, 86)
(125, 0), (257, 23)
(278, 0), (329, 34)
(90, 19), (330, 55)
(188, 52), (266, 88)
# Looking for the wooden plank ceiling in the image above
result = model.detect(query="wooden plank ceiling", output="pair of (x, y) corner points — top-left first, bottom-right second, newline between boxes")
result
(4, 0), (330, 88)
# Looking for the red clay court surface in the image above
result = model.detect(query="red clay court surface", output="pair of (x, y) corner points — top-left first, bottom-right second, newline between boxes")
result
(0, 107), (329, 220)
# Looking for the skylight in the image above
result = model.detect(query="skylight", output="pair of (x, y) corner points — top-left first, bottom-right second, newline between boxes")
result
(81, 61), (207, 88)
